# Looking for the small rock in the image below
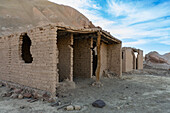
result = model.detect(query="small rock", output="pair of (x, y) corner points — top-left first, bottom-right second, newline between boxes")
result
(5, 92), (12, 97)
(51, 101), (61, 107)
(23, 93), (32, 98)
(10, 93), (18, 98)
(92, 82), (103, 87)
(9, 87), (15, 91)
(33, 93), (42, 99)
(74, 105), (81, 110)
(92, 100), (106, 108)
(18, 94), (24, 99)
(14, 89), (22, 94)
(119, 97), (127, 100)
(48, 97), (56, 103)
(43, 93), (50, 98)
(20, 106), (25, 109)
(116, 106), (121, 110)
(66, 105), (74, 111)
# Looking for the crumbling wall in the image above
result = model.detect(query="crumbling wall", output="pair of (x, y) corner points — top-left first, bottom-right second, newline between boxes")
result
(122, 51), (126, 72)
(122, 47), (143, 72)
(132, 52), (136, 69)
(137, 50), (143, 69)
(100, 42), (108, 77)
(107, 43), (122, 76)
(0, 25), (58, 96)
(73, 37), (93, 78)
(122, 48), (133, 72)
(57, 32), (73, 82)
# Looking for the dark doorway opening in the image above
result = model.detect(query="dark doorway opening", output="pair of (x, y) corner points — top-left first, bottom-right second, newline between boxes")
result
(92, 41), (97, 76)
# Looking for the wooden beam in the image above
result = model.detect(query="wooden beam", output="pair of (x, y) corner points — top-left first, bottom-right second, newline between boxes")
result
(96, 32), (101, 82)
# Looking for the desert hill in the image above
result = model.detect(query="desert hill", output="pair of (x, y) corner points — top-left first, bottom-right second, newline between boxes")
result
(0, 0), (94, 37)
(145, 51), (170, 70)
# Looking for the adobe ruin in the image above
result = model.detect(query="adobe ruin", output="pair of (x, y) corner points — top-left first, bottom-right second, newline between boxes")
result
(0, 24), (122, 96)
(122, 47), (143, 72)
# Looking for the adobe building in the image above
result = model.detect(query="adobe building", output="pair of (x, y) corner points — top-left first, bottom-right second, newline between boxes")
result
(122, 47), (143, 72)
(0, 24), (122, 96)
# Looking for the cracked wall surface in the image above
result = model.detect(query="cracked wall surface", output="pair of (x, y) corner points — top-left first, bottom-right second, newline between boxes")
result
(73, 37), (93, 78)
(57, 32), (73, 82)
(0, 26), (58, 96)
(107, 43), (122, 76)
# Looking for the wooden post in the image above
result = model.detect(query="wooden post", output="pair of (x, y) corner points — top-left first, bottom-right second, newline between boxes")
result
(96, 32), (101, 82)
(70, 33), (73, 81)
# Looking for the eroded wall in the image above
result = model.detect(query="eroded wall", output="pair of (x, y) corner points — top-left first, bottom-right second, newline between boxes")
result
(0, 26), (58, 96)
(107, 43), (122, 76)
(137, 50), (143, 69)
(73, 37), (93, 78)
(57, 32), (73, 82)
(122, 48), (133, 72)
(122, 48), (143, 72)
(100, 42), (108, 77)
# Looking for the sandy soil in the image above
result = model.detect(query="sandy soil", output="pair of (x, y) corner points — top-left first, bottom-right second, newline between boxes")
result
(0, 69), (170, 113)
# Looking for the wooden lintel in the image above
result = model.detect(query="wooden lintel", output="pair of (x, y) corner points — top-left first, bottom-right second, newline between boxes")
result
(96, 32), (101, 82)
(57, 27), (97, 34)
(101, 32), (121, 44)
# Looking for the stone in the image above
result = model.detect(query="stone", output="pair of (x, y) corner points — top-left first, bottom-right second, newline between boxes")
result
(119, 97), (127, 100)
(116, 106), (121, 110)
(74, 105), (81, 110)
(4, 92), (12, 97)
(66, 105), (74, 111)
(51, 101), (61, 107)
(18, 94), (24, 99)
(33, 93), (42, 99)
(92, 82), (103, 87)
(10, 93), (18, 98)
(92, 100), (106, 108)
(43, 93), (50, 98)
(23, 93), (32, 98)
(14, 89), (22, 94)
(48, 97), (56, 103)
(20, 106), (25, 109)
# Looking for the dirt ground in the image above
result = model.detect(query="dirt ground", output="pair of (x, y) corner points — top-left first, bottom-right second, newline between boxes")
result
(0, 68), (170, 113)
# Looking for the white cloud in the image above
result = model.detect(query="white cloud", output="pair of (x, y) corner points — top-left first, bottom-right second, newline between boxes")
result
(48, 0), (115, 29)
(48, 0), (170, 54)
(122, 39), (149, 47)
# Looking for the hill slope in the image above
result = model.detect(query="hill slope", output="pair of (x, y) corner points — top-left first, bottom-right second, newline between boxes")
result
(0, 0), (94, 36)
(145, 51), (170, 70)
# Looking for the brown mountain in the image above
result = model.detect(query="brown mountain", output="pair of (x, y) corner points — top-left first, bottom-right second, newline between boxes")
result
(0, 0), (94, 36)
(145, 51), (170, 64)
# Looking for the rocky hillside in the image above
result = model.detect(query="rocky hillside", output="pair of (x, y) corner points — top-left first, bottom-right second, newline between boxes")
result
(145, 51), (170, 70)
(0, 0), (94, 37)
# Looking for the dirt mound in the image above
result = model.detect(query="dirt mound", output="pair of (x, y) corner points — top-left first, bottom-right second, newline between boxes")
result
(0, 0), (95, 37)
(145, 51), (170, 70)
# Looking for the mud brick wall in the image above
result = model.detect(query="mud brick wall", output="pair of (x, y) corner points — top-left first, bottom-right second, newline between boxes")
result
(137, 50), (143, 69)
(107, 43), (122, 76)
(100, 42), (108, 77)
(0, 25), (58, 96)
(73, 38), (93, 78)
(122, 48), (133, 72)
(57, 33), (73, 82)
(132, 52), (136, 69)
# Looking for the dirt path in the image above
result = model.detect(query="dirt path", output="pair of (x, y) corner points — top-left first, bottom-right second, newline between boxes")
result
(0, 73), (170, 113)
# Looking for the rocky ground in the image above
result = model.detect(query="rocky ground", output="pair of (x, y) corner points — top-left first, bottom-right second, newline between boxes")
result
(0, 67), (170, 113)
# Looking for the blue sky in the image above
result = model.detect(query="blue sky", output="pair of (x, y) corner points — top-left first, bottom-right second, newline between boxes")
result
(48, 0), (170, 55)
